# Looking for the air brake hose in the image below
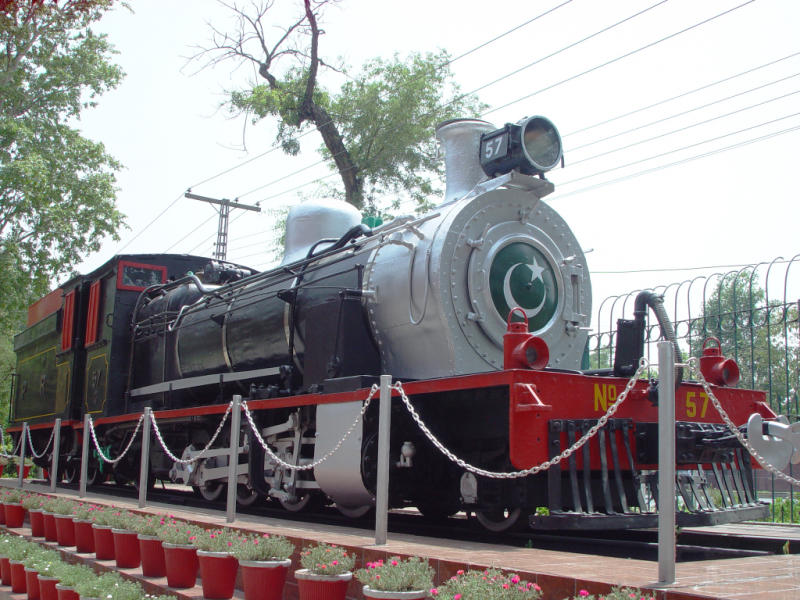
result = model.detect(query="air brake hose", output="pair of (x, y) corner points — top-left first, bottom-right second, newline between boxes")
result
(633, 291), (684, 386)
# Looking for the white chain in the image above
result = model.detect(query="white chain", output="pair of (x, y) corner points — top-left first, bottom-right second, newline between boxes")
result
(149, 401), (233, 465)
(688, 357), (800, 489)
(0, 426), (24, 459)
(26, 425), (55, 459)
(397, 359), (650, 479)
(88, 414), (144, 465)
(241, 384), (379, 471)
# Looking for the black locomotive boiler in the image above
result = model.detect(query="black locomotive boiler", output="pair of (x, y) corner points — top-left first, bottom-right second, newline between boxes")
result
(8, 115), (783, 531)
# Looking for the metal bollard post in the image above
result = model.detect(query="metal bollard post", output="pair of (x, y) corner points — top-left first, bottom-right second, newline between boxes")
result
(17, 423), (27, 489)
(79, 414), (91, 498)
(658, 341), (676, 584)
(50, 419), (62, 493)
(138, 408), (152, 508)
(226, 396), (242, 523)
(375, 375), (392, 545)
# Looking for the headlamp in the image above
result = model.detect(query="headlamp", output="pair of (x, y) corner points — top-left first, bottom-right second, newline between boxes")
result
(479, 116), (562, 178)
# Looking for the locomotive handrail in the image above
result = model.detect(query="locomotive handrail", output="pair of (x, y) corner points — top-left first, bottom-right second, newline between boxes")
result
(87, 413), (145, 465)
(395, 359), (649, 479)
(25, 425), (55, 459)
(690, 358), (800, 489)
(0, 425), (22, 459)
(241, 384), (379, 471)
(149, 400), (233, 464)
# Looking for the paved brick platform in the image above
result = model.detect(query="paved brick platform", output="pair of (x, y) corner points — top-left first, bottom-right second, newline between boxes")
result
(1, 483), (799, 599)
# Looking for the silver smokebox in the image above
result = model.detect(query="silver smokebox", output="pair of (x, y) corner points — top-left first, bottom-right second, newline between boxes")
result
(435, 118), (495, 205)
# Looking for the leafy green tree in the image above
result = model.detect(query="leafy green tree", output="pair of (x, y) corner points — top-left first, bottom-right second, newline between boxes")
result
(197, 0), (484, 213)
(0, 0), (126, 419)
(690, 271), (799, 416)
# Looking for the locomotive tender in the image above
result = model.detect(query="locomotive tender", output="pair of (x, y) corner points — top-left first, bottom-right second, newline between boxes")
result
(9, 115), (784, 530)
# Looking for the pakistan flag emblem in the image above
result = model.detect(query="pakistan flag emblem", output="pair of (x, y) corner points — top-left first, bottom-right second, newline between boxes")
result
(489, 243), (558, 332)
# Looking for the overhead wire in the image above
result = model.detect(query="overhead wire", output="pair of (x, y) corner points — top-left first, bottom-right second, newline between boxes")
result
(549, 122), (800, 200)
(567, 71), (800, 153)
(481, 0), (756, 117)
(563, 50), (800, 137)
(568, 88), (800, 166)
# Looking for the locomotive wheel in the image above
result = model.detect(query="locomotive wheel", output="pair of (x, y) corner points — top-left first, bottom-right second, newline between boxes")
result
(475, 507), (524, 532)
(279, 492), (322, 512)
(236, 484), (261, 507)
(195, 481), (226, 502)
(334, 503), (372, 518)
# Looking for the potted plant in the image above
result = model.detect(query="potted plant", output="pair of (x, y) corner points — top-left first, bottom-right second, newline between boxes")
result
(431, 568), (542, 599)
(74, 571), (126, 600)
(34, 552), (63, 600)
(3, 489), (26, 528)
(22, 494), (46, 537)
(52, 562), (95, 600)
(106, 510), (141, 569)
(295, 542), (356, 600)
(194, 527), (240, 600)
(232, 532), (295, 600)
(0, 534), (22, 586)
(71, 503), (99, 554)
(130, 514), (166, 577)
(157, 519), (203, 589)
(5, 533), (30, 594)
(23, 546), (58, 600)
(41, 498), (61, 542)
(88, 507), (116, 561)
(356, 556), (434, 600)
(50, 498), (77, 547)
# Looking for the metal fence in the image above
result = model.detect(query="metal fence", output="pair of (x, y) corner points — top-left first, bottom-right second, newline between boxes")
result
(588, 254), (800, 519)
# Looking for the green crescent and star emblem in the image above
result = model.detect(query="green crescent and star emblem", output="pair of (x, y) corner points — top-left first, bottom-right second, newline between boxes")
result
(489, 243), (558, 332)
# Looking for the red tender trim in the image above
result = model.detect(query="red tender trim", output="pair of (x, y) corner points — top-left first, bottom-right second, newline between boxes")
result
(84, 280), (101, 346)
(61, 290), (76, 351)
(27, 288), (62, 327)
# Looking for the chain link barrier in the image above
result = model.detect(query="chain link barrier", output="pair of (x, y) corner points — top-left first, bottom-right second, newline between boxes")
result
(149, 401), (233, 465)
(241, 384), (379, 472)
(396, 359), (650, 479)
(0, 426), (22, 460)
(88, 414), (144, 465)
(26, 425), (55, 459)
(688, 357), (800, 489)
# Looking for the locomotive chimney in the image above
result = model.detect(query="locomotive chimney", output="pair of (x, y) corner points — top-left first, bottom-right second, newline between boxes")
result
(436, 118), (495, 205)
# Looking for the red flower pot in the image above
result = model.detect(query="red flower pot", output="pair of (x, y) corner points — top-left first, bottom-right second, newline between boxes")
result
(74, 520), (95, 554)
(295, 569), (352, 600)
(38, 576), (59, 600)
(54, 515), (75, 547)
(163, 543), (198, 589)
(0, 556), (11, 585)
(138, 535), (166, 577)
(4, 503), (25, 528)
(29, 509), (45, 537)
(10, 560), (26, 593)
(0, 502), (6, 524)
(198, 551), (238, 600)
(92, 525), (115, 560)
(112, 529), (140, 569)
(25, 567), (40, 600)
(43, 513), (58, 542)
(55, 584), (79, 600)
(240, 559), (290, 600)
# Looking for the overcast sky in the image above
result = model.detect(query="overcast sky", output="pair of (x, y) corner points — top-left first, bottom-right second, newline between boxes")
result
(74, 0), (800, 329)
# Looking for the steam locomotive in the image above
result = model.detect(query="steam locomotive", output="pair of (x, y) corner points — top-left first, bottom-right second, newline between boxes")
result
(8, 115), (786, 531)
